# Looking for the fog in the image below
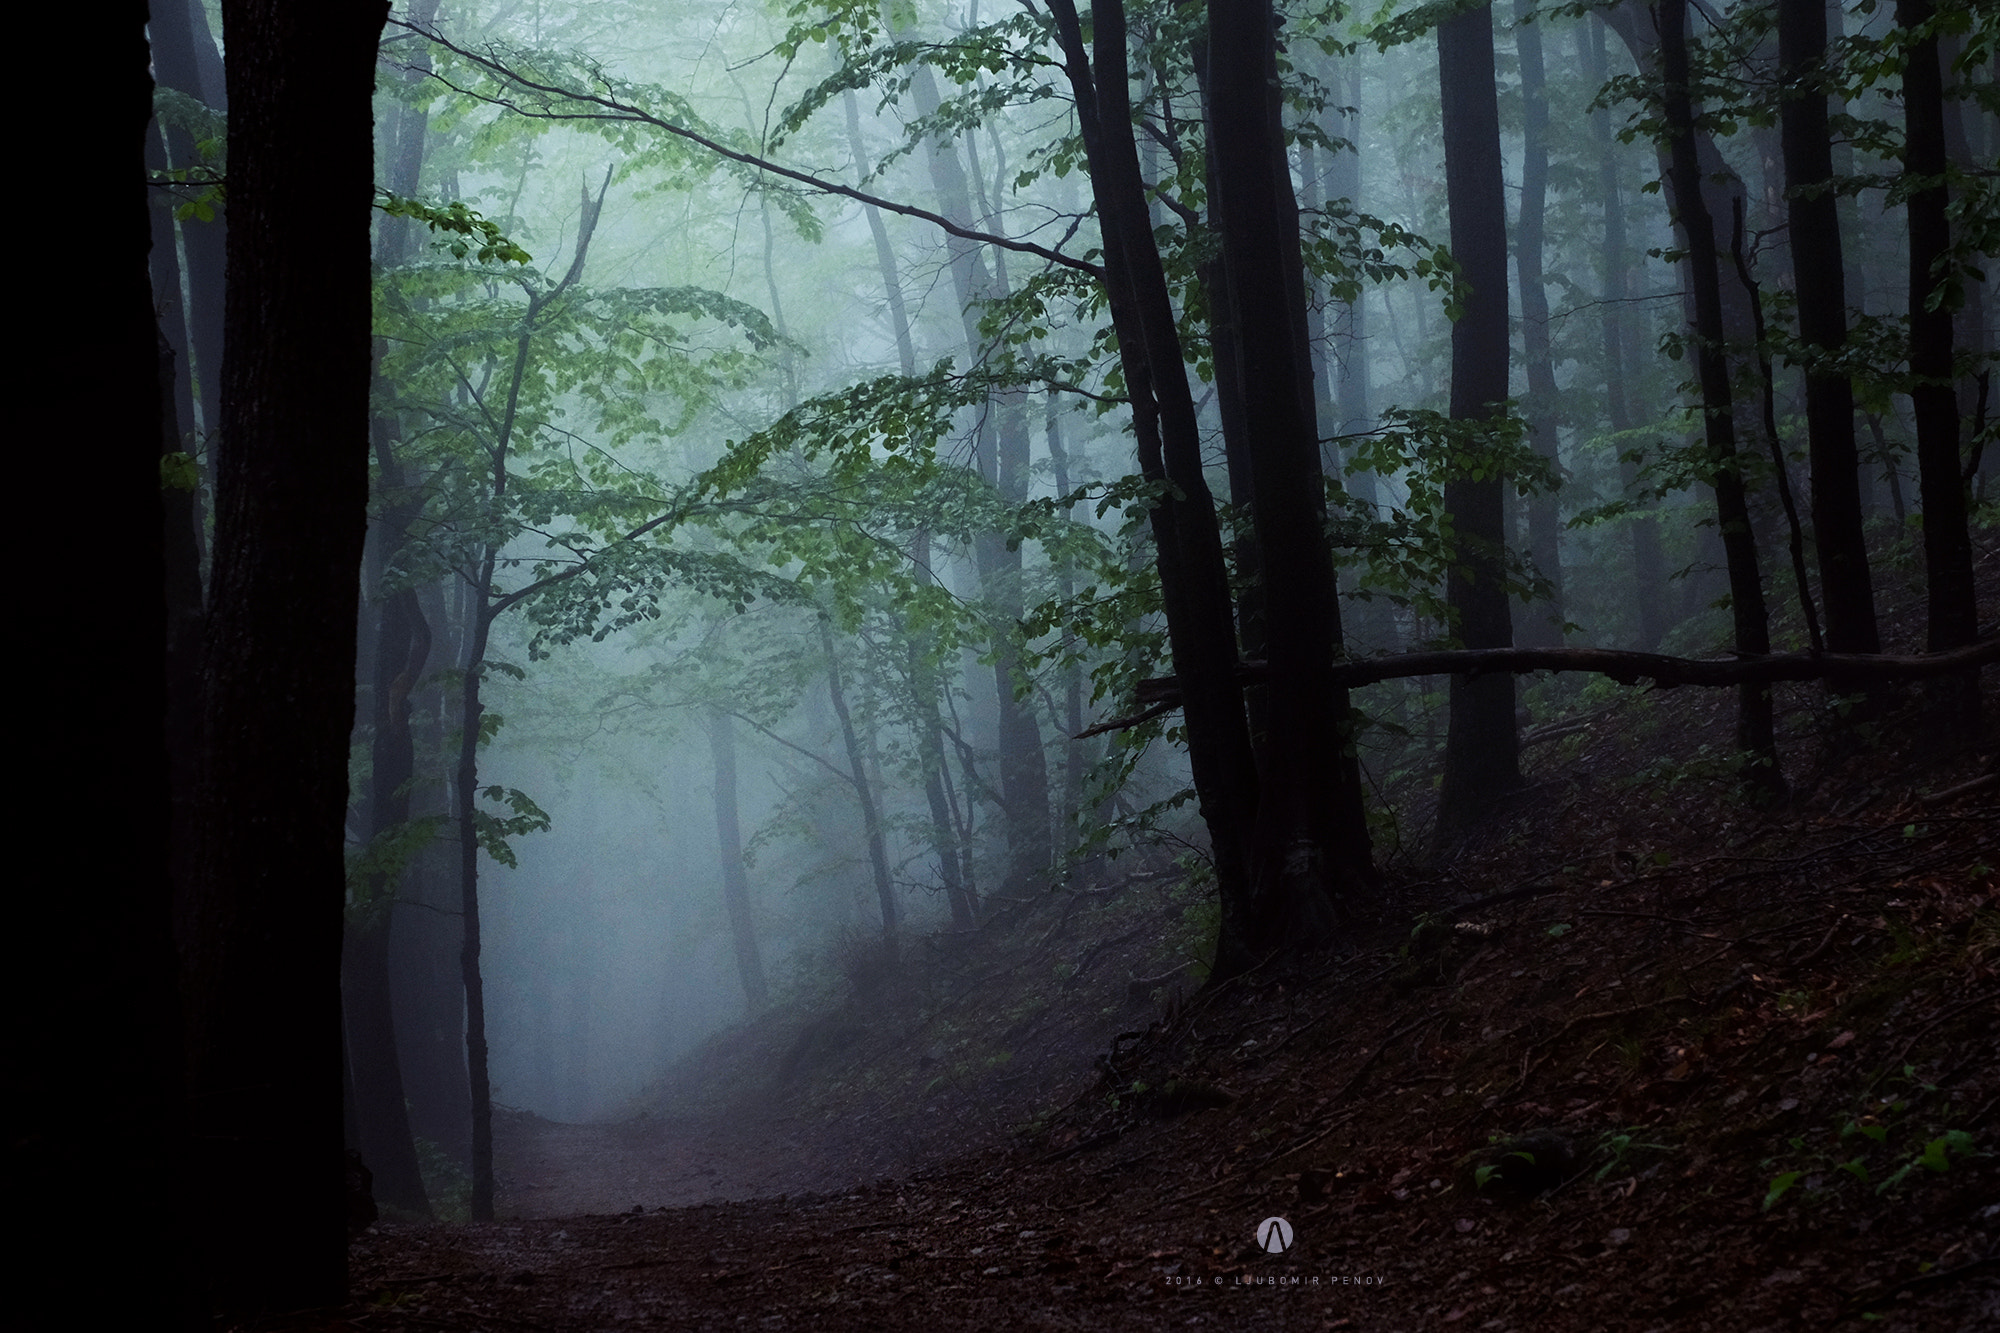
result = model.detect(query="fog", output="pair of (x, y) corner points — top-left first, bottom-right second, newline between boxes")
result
(159, 0), (1982, 1215)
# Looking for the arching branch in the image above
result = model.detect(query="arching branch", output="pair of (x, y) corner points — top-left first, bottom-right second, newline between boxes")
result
(388, 19), (1103, 280)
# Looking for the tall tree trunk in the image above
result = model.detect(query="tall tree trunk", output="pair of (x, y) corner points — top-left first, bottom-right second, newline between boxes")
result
(907, 62), (1053, 896)
(1513, 0), (1566, 649)
(454, 604), (498, 1220)
(450, 176), (609, 1222)
(844, 93), (971, 920)
(186, 0), (388, 1306)
(1044, 392), (1093, 861)
(1205, 2), (1369, 940)
(344, 570), (433, 1215)
(906, 531), (978, 927)
(392, 583), (471, 1169)
(343, 5), (445, 1212)
(1778, 0), (1879, 657)
(1584, 16), (1666, 651)
(707, 708), (769, 1011)
(1897, 0), (1980, 725)
(1434, 1), (1521, 836)
(1319, 64), (1395, 656)
(821, 616), (900, 950)
(1659, 0), (1783, 799)
(1047, 0), (1264, 976)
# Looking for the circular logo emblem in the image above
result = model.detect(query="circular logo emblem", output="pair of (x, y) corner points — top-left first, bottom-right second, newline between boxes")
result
(1257, 1215), (1294, 1254)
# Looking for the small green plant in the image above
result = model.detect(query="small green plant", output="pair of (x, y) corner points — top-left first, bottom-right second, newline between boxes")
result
(1592, 1129), (1674, 1182)
(1762, 1170), (1804, 1211)
(1759, 1102), (1982, 1213)
(413, 1135), (472, 1223)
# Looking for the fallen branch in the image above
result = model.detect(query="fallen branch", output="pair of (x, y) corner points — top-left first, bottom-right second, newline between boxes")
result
(1092, 638), (1999, 733)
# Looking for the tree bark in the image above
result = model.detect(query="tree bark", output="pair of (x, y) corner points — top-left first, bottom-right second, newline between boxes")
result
(1434, 1), (1521, 835)
(343, 3), (445, 1213)
(907, 61), (1053, 896)
(186, 0), (388, 1306)
(820, 616), (900, 951)
(1658, 0), (1782, 799)
(344, 572), (433, 1215)
(1205, 1), (1368, 942)
(708, 708), (769, 1011)
(1897, 0), (1980, 726)
(1583, 15), (1666, 652)
(1513, 0), (1566, 650)
(1777, 0), (1880, 657)
(1047, 0), (1264, 976)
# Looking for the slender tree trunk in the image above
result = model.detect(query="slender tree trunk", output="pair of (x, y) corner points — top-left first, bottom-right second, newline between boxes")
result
(1045, 392), (1092, 861)
(1778, 0), (1879, 657)
(393, 580), (472, 1168)
(187, 0), (388, 1306)
(907, 63), (1053, 895)
(1047, 0), (1264, 976)
(344, 569), (433, 1215)
(1584, 16), (1666, 651)
(844, 92), (970, 919)
(1435, 1), (1521, 835)
(707, 708), (768, 1011)
(821, 616), (899, 950)
(454, 604), (497, 1220)
(453, 178), (608, 1221)
(1659, 0), (1783, 799)
(1320, 64), (1395, 656)
(1513, 0), (1566, 649)
(906, 532), (978, 927)
(343, 11), (444, 1212)
(1897, 0), (1980, 726)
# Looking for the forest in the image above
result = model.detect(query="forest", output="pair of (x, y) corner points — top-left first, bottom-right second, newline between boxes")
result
(27, 0), (1996, 1327)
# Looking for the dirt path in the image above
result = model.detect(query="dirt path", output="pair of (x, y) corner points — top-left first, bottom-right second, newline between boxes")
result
(494, 1108), (878, 1217)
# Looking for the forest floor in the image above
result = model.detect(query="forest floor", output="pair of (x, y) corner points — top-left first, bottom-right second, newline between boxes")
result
(270, 544), (1994, 1332)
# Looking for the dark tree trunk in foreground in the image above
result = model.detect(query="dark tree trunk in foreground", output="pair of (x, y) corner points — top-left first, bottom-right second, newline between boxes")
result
(1659, 0), (1782, 799)
(1048, 0), (1265, 976)
(1206, 0), (1369, 941)
(1897, 0), (1980, 726)
(1435, 1), (1521, 836)
(1777, 0), (1879, 658)
(184, 0), (388, 1308)
(1513, 0), (1566, 650)
(18, 8), (192, 1325)
(708, 708), (769, 1011)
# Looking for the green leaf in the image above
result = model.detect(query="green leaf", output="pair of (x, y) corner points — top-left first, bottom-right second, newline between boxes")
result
(1762, 1171), (1802, 1211)
(160, 451), (199, 493)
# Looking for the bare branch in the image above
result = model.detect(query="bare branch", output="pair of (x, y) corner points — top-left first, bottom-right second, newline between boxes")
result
(389, 19), (1104, 280)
